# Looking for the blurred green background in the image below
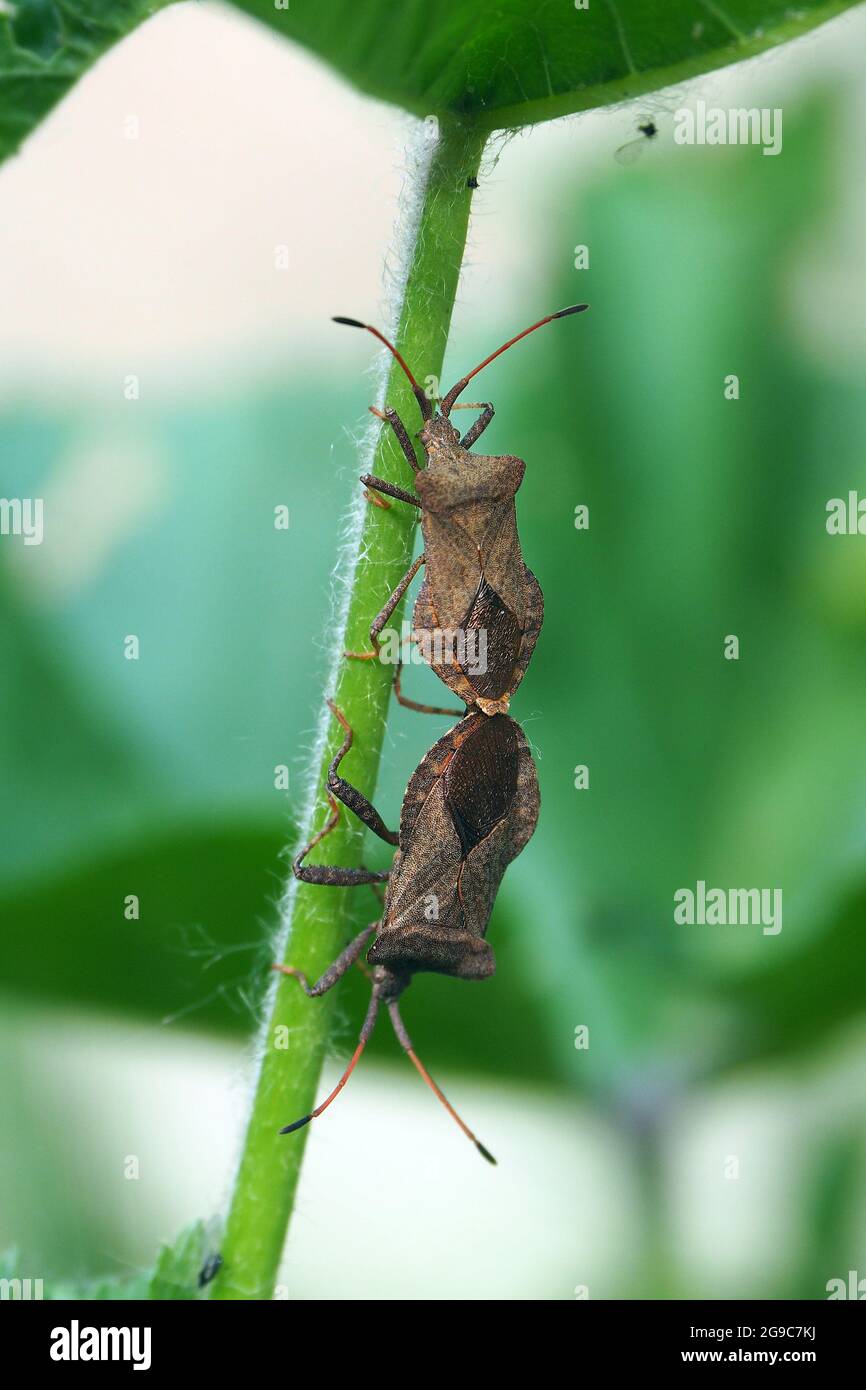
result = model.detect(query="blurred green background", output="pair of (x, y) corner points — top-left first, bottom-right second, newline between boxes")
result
(1, 4), (865, 1300)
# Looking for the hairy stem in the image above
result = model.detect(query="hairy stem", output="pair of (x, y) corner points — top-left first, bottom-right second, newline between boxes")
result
(212, 115), (485, 1300)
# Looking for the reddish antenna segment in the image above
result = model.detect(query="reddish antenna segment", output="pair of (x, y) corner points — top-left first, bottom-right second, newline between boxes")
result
(440, 303), (589, 415)
(278, 988), (496, 1163)
(333, 316), (432, 419)
(279, 992), (380, 1135)
(388, 999), (496, 1164)
(405, 1045), (496, 1164)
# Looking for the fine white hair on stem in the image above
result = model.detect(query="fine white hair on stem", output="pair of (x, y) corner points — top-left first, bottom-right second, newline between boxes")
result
(228, 116), (439, 1153)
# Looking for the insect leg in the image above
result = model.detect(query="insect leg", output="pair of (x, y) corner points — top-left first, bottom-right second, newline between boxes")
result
(272, 921), (377, 997)
(345, 553), (426, 663)
(370, 404), (419, 471)
(393, 658), (464, 717)
(292, 790), (391, 885)
(359, 474), (421, 509)
(325, 700), (399, 845)
(293, 701), (398, 882)
(451, 401), (495, 448)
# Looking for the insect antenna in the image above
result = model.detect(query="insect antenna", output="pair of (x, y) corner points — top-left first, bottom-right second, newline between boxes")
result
(387, 1000), (497, 1164)
(440, 303), (589, 415)
(333, 316), (432, 419)
(279, 989), (381, 1135)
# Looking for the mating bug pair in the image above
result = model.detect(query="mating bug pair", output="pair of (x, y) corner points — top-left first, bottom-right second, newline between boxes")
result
(275, 303), (588, 1159)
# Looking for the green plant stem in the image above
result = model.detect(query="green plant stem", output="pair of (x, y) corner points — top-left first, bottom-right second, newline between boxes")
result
(212, 115), (485, 1300)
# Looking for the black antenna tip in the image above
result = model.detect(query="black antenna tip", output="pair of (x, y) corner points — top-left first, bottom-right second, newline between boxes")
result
(476, 1141), (497, 1165)
(333, 316), (366, 328)
(279, 1114), (313, 1135)
(554, 303), (590, 318)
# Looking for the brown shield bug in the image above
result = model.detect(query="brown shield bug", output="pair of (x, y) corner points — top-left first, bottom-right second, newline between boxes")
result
(274, 700), (540, 1161)
(337, 304), (589, 716)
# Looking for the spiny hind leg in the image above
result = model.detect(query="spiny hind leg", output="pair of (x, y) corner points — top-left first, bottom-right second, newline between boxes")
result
(291, 790), (391, 886)
(292, 702), (397, 883)
(324, 700), (399, 845)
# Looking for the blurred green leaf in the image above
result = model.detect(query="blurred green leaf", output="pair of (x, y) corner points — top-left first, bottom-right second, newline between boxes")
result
(149, 1219), (219, 1300)
(0, 819), (288, 1030)
(0, 384), (355, 885)
(47, 1273), (152, 1299)
(0, 816), (559, 1081)
(0, 1246), (150, 1298)
(713, 885), (866, 1069)
(232, 0), (857, 129)
(1, 0), (858, 173)
(443, 91), (866, 1086)
(797, 1129), (865, 1296)
(0, 1219), (221, 1298)
(0, 0), (174, 163)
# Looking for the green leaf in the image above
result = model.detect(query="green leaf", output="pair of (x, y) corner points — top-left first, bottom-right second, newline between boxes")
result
(0, 1218), (221, 1299)
(148, 1219), (221, 1300)
(0, 1246), (151, 1299)
(47, 1273), (153, 1299)
(495, 91), (866, 1082)
(231, 0), (858, 129)
(0, 816), (558, 1081)
(0, 819), (289, 1032)
(0, 1), (174, 164)
(2, 1), (856, 169)
(0, 384), (355, 886)
(797, 1130), (866, 1297)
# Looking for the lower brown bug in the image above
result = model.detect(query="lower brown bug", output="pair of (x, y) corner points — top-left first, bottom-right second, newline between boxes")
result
(275, 700), (540, 1161)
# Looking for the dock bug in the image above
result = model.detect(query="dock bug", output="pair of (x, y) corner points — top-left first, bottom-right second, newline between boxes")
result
(337, 305), (589, 715)
(275, 700), (540, 1160)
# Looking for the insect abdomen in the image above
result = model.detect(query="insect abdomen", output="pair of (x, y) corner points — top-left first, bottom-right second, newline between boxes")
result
(367, 714), (533, 979)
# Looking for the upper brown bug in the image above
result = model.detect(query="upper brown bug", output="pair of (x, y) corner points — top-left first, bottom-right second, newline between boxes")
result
(275, 699), (540, 1160)
(337, 305), (589, 716)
